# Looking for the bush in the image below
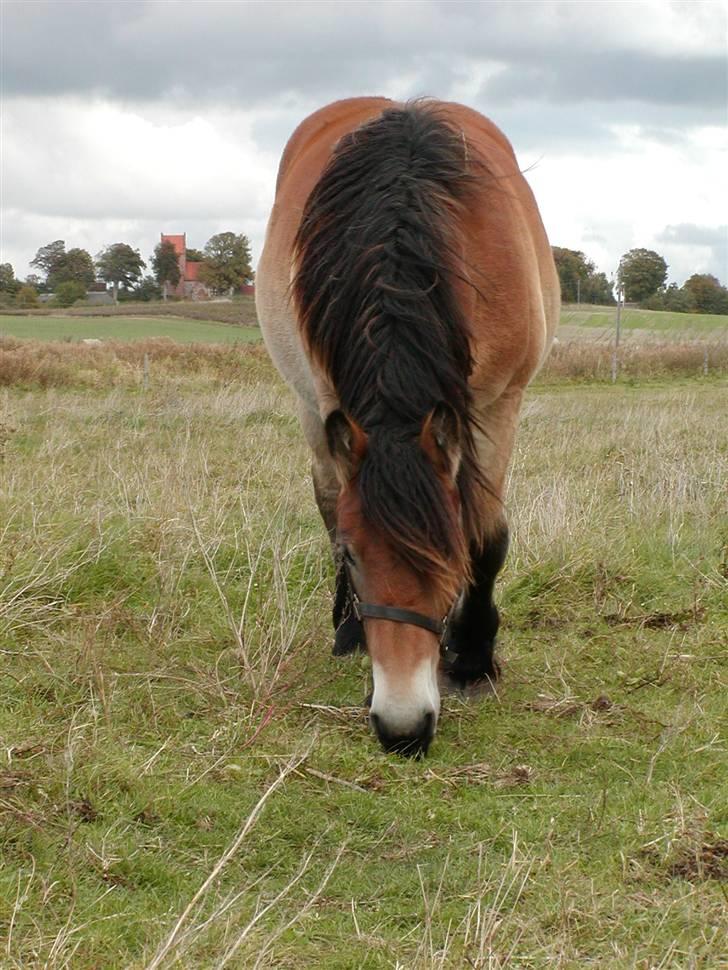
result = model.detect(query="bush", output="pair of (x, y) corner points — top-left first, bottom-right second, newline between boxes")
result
(15, 285), (40, 308)
(132, 276), (162, 302)
(54, 281), (86, 307)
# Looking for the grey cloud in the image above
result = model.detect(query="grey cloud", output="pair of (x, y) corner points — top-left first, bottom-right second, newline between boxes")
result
(656, 224), (728, 283)
(4, 0), (725, 124)
(484, 51), (727, 109)
(657, 224), (728, 247)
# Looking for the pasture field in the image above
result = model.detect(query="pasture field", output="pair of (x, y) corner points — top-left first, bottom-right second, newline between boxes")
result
(0, 315), (259, 345)
(0, 345), (726, 968)
(1, 303), (727, 349)
(560, 304), (728, 337)
(1, 297), (259, 327)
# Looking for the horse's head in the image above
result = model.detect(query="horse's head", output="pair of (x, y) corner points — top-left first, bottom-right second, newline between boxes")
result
(326, 405), (468, 757)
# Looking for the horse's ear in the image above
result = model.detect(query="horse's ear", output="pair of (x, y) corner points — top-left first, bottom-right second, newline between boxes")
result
(420, 402), (462, 480)
(325, 410), (368, 480)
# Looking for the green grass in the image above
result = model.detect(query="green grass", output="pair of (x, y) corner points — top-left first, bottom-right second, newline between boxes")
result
(3, 301), (727, 348)
(1, 296), (259, 327)
(0, 356), (726, 967)
(561, 303), (728, 334)
(0, 315), (260, 344)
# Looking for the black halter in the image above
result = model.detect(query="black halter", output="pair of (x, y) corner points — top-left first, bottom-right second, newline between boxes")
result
(352, 597), (446, 638)
(343, 560), (451, 644)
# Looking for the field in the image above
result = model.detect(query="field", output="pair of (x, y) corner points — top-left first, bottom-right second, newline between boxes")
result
(560, 305), (728, 336)
(0, 315), (259, 345)
(2, 297), (259, 327)
(0, 323), (726, 967)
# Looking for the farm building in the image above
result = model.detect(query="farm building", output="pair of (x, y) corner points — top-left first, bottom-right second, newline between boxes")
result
(160, 233), (211, 300)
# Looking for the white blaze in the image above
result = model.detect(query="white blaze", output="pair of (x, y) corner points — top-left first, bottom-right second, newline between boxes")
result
(370, 656), (440, 737)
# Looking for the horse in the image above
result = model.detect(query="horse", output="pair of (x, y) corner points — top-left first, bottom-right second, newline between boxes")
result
(256, 98), (559, 756)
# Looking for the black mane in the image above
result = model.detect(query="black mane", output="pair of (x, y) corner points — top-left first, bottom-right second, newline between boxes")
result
(293, 102), (488, 579)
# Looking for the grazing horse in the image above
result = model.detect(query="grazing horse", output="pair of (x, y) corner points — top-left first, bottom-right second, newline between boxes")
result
(256, 98), (559, 756)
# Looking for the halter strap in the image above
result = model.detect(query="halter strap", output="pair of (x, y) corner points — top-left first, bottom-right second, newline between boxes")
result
(342, 558), (452, 644)
(353, 600), (445, 637)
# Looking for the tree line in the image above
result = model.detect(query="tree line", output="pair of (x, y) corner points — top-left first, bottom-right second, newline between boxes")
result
(1, 237), (726, 315)
(0, 232), (254, 308)
(553, 246), (728, 315)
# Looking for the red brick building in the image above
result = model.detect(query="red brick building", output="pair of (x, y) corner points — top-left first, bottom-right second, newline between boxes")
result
(160, 233), (211, 300)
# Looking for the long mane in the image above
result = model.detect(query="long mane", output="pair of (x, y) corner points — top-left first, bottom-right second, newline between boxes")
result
(293, 101), (488, 590)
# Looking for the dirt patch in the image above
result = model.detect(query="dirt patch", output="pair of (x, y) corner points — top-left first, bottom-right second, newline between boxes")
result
(643, 833), (728, 883)
(668, 837), (728, 881)
(603, 606), (705, 630)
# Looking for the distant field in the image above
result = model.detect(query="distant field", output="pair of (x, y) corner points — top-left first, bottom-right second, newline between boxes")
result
(0, 315), (260, 344)
(561, 304), (728, 335)
(2, 296), (259, 326)
(2, 302), (726, 346)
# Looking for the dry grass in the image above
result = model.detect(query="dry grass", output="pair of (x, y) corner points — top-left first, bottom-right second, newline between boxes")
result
(2, 333), (725, 394)
(539, 336), (728, 382)
(0, 336), (274, 389)
(0, 348), (726, 967)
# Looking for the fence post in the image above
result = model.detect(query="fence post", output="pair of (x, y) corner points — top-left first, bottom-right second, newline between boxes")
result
(703, 344), (709, 377)
(143, 352), (150, 391)
(611, 286), (623, 383)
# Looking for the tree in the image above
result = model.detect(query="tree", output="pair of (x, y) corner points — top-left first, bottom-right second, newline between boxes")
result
(682, 274), (728, 315)
(51, 247), (95, 290)
(581, 271), (615, 305)
(552, 248), (592, 302)
(617, 249), (667, 302)
(29, 240), (95, 290)
(54, 280), (86, 307)
(0, 263), (20, 296)
(185, 247), (204, 262)
(151, 240), (181, 300)
(24, 273), (45, 292)
(552, 247), (615, 305)
(133, 276), (162, 302)
(199, 232), (254, 295)
(96, 244), (146, 302)
(641, 282), (691, 313)
(30, 240), (66, 281)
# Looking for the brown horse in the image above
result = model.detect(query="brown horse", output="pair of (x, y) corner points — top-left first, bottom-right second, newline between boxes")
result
(256, 98), (559, 756)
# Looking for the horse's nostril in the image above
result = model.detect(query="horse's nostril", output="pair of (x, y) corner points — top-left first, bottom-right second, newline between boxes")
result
(370, 709), (436, 758)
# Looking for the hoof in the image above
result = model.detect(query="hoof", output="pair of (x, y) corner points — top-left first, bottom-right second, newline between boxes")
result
(441, 648), (500, 693)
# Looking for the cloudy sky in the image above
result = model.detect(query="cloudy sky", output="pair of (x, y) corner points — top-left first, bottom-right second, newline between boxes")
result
(2, 0), (727, 286)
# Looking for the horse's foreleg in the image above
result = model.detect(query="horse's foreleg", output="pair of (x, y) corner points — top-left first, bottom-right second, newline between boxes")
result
(443, 525), (508, 685)
(443, 388), (522, 685)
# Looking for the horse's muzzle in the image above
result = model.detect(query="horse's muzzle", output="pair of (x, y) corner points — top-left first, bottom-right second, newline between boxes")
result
(370, 710), (435, 758)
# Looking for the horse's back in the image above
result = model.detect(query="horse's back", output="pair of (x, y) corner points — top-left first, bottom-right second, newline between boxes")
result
(256, 97), (559, 410)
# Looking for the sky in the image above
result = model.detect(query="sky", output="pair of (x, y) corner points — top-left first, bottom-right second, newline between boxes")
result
(2, 0), (727, 288)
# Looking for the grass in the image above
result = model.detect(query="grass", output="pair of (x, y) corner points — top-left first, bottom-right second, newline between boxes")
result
(0, 296), (259, 327)
(0, 315), (259, 344)
(1, 301), (726, 348)
(0, 348), (726, 967)
(561, 304), (728, 335)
